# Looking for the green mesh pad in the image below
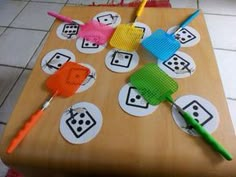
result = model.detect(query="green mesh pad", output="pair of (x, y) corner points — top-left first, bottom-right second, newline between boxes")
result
(130, 63), (178, 105)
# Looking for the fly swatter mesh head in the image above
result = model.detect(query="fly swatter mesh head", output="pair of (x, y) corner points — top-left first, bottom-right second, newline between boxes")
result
(110, 24), (143, 51)
(46, 62), (90, 97)
(130, 63), (178, 105)
(141, 29), (180, 61)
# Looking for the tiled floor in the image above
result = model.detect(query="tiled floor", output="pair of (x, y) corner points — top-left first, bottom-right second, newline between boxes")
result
(1, 0), (236, 176)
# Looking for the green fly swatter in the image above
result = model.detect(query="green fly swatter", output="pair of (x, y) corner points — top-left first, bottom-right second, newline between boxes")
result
(130, 63), (232, 161)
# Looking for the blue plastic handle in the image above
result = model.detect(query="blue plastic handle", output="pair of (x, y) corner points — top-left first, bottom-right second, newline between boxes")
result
(179, 9), (200, 28)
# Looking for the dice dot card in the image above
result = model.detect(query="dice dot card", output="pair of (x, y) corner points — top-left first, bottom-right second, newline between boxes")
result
(41, 49), (76, 74)
(171, 95), (219, 136)
(76, 38), (106, 54)
(93, 11), (121, 28)
(56, 20), (84, 40)
(158, 51), (196, 78)
(105, 49), (139, 73)
(60, 102), (103, 144)
(167, 26), (200, 47)
(76, 63), (96, 93)
(119, 83), (158, 117)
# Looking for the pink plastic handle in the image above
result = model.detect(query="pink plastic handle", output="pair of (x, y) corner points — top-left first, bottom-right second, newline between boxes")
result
(47, 11), (73, 24)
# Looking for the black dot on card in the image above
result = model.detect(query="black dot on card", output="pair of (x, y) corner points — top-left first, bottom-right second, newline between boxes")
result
(173, 57), (178, 60)
(182, 31), (186, 34)
(58, 63), (62, 67)
(175, 36), (180, 40)
(66, 26), (69, 28)
(65, 31), (68, 33)
(167, 62), (172, 65)
(174, 62), (178, 65)
(85, 43), (89, 46)
(56, 55), (60, 59)
(114, 60), (119, 63)
(193, 105), (198, 110)
(180, 62), (185, 65)
(77, 127), (82, 132)
(193, 112), (199, 117)
(85, 120), (91, 125)
(187, 35), (192, 38)
(181, 38), (186, 41)
(175, 66), (179, 70)
(125, 55), (129, 59)
(130, 98), (135, 103)
(104, 19), (108, 21)
(136, 95), (141, 99)
(71, 119), (76, 124)
(80, 113), (85, 118)
(69, 30), (72, 33)
(74, 25), (77, 28)
(70, 26), (73, 28)
(92, 43), (96, 46)
(176, 33), (180, 36)
(78, 120), (83, 125)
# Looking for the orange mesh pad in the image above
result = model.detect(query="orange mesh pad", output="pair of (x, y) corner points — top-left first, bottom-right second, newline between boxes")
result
(46, 62), (90, 97)
(109, 24), (143, 51)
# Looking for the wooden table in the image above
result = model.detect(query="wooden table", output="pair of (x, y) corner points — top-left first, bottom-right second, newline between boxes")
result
(0, 6), (236, 177)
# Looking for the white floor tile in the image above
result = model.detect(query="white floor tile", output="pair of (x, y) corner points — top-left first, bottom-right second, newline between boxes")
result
(10, 2), (64, 31)
(215, 49), (236, 99)
(200, 0), (236, 16)
(27, 33), (49, 69)
(0, 1), (27, 26)
(0, 158), (8, 177)
(205, 14), (236, 50)
(170, 0), (197, 8)
(67, 0), (109, 5)
(0, 66), (22, 106)
(0, 27), (6, 36)
(32, 0), (67, 3)
(0, 28), (46, 67)
(0, 70), (31, 124)
(226, 99), (236, 135)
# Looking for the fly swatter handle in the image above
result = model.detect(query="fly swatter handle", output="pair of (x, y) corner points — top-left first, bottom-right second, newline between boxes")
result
(48, 11), (73, 24)
(136, 0), (148, 17)
(179, 9), (200, 28)
(182, 111), (233, 161)
(7, 109), (44, 154)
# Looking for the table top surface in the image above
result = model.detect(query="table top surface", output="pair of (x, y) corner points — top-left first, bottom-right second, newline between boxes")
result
(0, 6), (236, 176)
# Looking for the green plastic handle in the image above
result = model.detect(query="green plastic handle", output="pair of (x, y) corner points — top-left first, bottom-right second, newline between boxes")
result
(182, 111), (233, 161)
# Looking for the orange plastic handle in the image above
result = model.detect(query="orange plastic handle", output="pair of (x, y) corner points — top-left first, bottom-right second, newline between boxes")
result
(7, 109), (44, 154)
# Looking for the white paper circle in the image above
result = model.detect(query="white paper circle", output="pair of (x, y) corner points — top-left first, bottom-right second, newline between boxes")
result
(158, 51), (196, 78)
(41, 49), (76, 74)
(171, 95), (219, 136)
(76, 38), (106, 54)
(118, 83), (158, 117)
(60, 102), (103, 144)
(167, 26), (200, 47)
(105, 49), (139, 73)
(93, 11), (121, 28)
(56, 20), (84, 40)
(133, 22), (152, 42)
(76, 63), (96, 93)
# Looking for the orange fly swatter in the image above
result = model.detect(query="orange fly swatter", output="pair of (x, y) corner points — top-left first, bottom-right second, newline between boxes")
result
(7, 62), (90, 154)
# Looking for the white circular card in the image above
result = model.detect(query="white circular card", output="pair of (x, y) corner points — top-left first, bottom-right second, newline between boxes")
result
(56, 20), (84, 40)
(76, 63), (96, 93)
(41, 49), (76, 74)
(93, 11), (121, 28)
(158, 51), (196, 78)
(76, 38), (106, 54)
(171, 95), (219, 136)
(105, 49), (139, 73)
(60, 102), (103, 144)
(133, 22), (152, 42)
(119, 83), (158, 117)
(167, 26), (200, 47)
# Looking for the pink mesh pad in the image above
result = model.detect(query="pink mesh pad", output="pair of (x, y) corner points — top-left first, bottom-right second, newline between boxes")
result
(78, 20), (114, 45)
